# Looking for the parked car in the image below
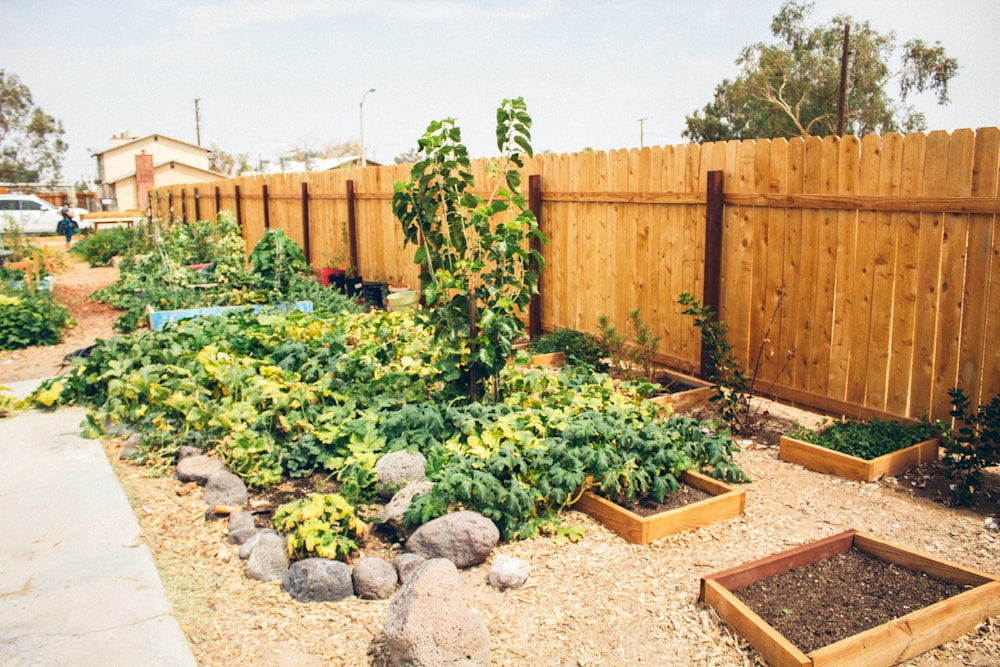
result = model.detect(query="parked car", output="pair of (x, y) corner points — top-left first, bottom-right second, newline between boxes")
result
(0, 194), (92, 235)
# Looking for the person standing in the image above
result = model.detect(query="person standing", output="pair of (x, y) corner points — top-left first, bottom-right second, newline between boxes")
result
(57, 203), (79, 249)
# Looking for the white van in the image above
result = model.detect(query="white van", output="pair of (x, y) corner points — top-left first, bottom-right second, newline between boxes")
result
(0, 194), (91, 235)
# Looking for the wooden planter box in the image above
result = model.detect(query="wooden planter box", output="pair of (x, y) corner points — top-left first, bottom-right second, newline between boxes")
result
(647, 370), (713, 414)
(779, 436), (940, 483)
(572, 470), (745, 545)
(700, 530), (1000, 667)
(528, 352), (565, 368)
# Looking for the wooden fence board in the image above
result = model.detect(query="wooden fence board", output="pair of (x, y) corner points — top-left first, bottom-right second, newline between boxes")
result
(830, 136), (861, 401)
(961, 128), (1000, 405)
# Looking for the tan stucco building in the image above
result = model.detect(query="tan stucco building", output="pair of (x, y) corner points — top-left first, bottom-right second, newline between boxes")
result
(93, 132), (225, 210)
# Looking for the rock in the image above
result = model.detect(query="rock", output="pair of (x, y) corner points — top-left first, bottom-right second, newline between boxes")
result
(204, 470), (248, 509)
(175, 454), (227, 485)
(488, 554), (530, 590)
(177, 445), (204, 461)
(392, 553), (427, 584)
(352, 557), (398, 599)
(406, 511), (499, 568)
(376, 481), (434, 537)
(245, 532), (288, 582)
(240, 528), (277, 560)
(226, 510), (257, 545)
(119, 432), (141, 460)
(376, 450), (428, 499)
(282, 558), (354, 602)
(384, 558), (490, 666)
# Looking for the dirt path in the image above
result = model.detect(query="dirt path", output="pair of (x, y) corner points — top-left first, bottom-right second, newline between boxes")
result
(0, 240), (119, 384)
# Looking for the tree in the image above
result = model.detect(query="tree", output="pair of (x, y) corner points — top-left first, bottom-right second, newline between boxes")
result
(208, 143), (251, 176)
(0, 70), (67, 183)
(394, 148), (421, 164)
(683, 1), (959, 142)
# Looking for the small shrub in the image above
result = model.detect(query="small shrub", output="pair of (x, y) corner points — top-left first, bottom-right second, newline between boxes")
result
(598, 308), (661, 381)
(69, 226), (146, 267)
(272, 493), (367, 561)
(0, 289), (73, 350)
(941, 387), (1000, 505)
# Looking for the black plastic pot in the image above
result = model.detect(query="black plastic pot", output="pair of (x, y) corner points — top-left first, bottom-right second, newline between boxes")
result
(346, 274), (363, 298)
(363, 281), (387, 309)
(330, 272), (347, 293)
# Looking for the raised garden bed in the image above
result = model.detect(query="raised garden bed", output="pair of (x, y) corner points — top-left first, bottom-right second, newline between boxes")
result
(699, 530), (1000, 667)
(779, 435), (939, 483)
(647, 371), (713, 414)
(572, 470), (745, 545)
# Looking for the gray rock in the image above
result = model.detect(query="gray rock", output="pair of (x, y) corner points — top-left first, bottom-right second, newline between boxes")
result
(177, 445), (204, 461)
(352, 557), (398, 599)
(282, 558), (354, 602)
(175, 454), (227, 485)
(245, 532), (289, 582)
(392, 553), (427, 584)
(384, 558), (490, 666)
(376, 481), (434, 537)
(204, 470), (248, 509)
(119, 432), (141, 460)
(488, 554), (530, 590)
(376, 450), (428, 499)
(240, 528), (277, 560)
(406, 511), (499, 569)
(226, 510), (257, 545)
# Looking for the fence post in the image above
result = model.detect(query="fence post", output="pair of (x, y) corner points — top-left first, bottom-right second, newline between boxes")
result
(346, 180), (359, 269)
(301, 182), (312, 265)
(194, 188), (201, 221)
(167, 192), (173, 223)
(214, 186), (221, 217)
(181, 189), (187, 223)
(528, 174), (543, 339)
(262, 184), (271, 230)
(701, 170), (724, 378)
(234, 185), (243, 229)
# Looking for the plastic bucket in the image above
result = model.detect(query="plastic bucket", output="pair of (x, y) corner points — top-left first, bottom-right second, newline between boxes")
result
(385, 290), (420, 313)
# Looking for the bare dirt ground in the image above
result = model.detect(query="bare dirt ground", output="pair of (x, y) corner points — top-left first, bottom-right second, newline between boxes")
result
(6, 247), (1000, 666)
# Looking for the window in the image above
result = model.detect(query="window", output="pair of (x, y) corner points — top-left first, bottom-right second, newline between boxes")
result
(20, 200), (44, 211)
(0, 201), (17, 211)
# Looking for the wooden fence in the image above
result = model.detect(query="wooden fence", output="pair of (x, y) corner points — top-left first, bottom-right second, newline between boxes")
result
(150, 127), (1000, 423)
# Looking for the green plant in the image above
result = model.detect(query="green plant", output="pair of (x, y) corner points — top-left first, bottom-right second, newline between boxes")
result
(392, 97), (546, 402)
(679, 292), (791, 436)
(69, 226), (147, 267)
(526, 327), (608, 371)
(598, 309), (661, 382)
(272, 493), (367, 561)
(941, 387), (1000, 505)
(249, 228), (310, 294)
(0, 288), (73, 350)
(788, 418), (936, 460)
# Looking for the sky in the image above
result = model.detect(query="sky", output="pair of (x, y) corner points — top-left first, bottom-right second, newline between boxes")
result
(2, 0), (998, 184)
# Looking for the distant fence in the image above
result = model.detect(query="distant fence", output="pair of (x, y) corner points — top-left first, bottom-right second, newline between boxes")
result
(150, 127), (1000, 423)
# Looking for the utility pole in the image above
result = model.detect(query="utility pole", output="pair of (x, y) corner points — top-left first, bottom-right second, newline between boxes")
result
(836, 22), (850, 137)
(194, 98), (202, 146)
(638, 118), (648, 148)
(360, 88), (375, 167)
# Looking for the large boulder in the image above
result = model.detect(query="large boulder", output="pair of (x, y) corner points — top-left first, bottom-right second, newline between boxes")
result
(245, 532), (289, 582)
(405, 511), (499, 568)
(204, 470), (248, 509)
(376, 481), (434, 537)
(351, 557), (398, 600)
(376, 450), (428, 499)
(383, 558), (490, 666)
(282, 558), (354, 603)
(175, 454), (227, 485)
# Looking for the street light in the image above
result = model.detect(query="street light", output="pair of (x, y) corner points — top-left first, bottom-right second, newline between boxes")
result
(360, 88), (376, 167)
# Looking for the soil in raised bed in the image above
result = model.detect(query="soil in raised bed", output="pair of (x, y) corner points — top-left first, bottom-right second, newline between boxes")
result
(618, 482), (714, 517)
(732, 547), (967, 653)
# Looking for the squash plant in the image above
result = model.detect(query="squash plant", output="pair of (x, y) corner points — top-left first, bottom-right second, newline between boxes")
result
(393, 97), (546, 402)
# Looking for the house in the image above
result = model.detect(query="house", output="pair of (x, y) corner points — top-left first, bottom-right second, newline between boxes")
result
(92, 132), (226, 211)
(252, 155), (382, 175)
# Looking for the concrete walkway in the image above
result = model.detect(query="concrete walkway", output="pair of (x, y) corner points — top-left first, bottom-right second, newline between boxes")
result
(0, 390), (197, 666)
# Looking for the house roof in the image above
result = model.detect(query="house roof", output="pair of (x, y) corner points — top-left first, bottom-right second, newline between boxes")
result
(106, 160), (227, 184)
(91, 133), (210, 158)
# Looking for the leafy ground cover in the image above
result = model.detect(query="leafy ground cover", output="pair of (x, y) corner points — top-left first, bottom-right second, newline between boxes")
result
(787, 418), (937, 460)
